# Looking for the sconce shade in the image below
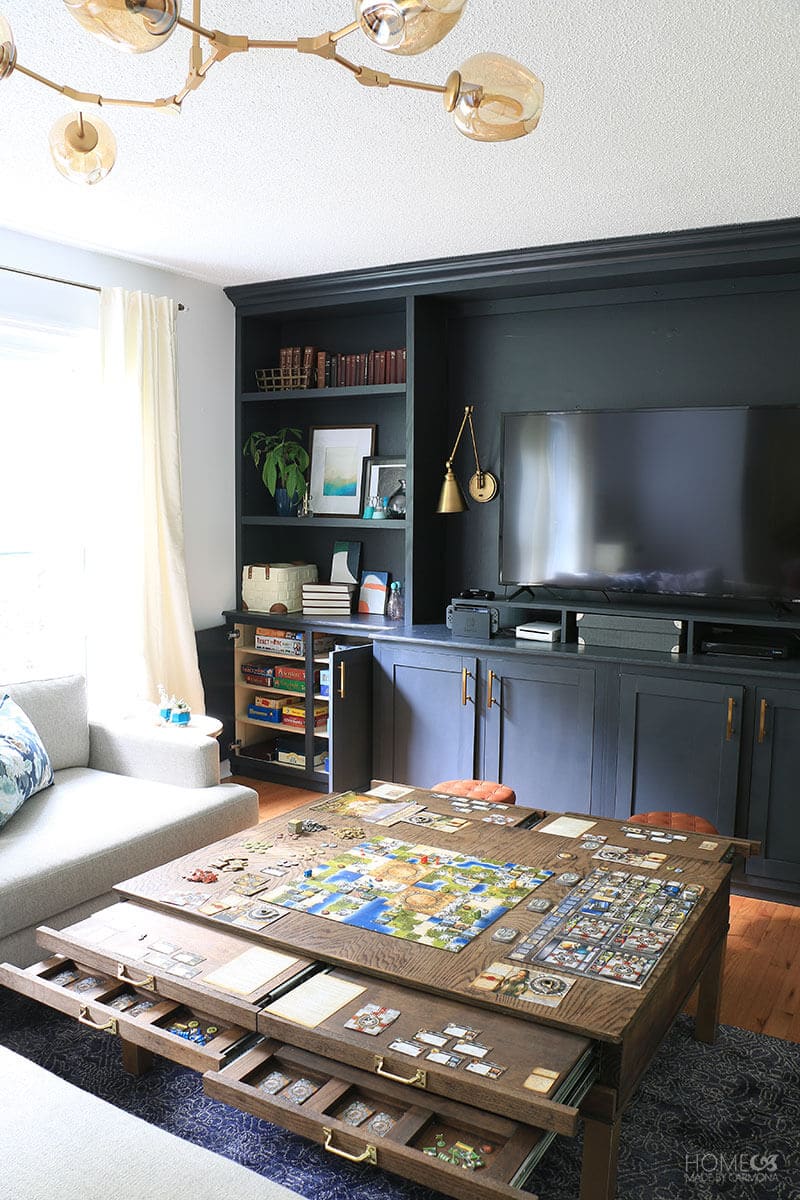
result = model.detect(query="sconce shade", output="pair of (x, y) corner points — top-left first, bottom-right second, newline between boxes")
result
(62, 0), (181, 53)
(49, 111), (117, 184)
(450, 52), (544, 141)
(355, 0), (466, 56)
(0, 13), (16, 80)
(437, 463), (468, 514)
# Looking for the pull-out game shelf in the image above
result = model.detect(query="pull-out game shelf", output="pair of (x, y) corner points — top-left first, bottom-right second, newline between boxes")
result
(205, 1039), (555, 1200)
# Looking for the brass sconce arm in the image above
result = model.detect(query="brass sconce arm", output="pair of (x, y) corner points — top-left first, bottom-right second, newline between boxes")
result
(436, 405), (498, 513)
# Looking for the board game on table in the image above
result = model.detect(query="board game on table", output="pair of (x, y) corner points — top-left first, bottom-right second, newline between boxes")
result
(0, 781), (753, 1200)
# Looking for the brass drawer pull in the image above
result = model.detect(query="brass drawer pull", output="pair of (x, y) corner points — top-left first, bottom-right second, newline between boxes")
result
(757, 698), (768, 744)
(338, 661), (346, 699)
(487, 669), (499, 709)
(78, 1005), (118, 1034)
(461, 667), (474, 706)
(374, 1054), (427, 1089)
(117, 963), (156, 990)
(323, 1128), (377, 1165)
(725, 696), (735, 741)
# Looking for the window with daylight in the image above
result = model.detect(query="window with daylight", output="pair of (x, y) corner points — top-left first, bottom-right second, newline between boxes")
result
(0, 276), (99, 683)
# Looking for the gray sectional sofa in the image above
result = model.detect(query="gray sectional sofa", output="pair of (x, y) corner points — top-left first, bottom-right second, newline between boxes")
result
(0, 675), (259, 967)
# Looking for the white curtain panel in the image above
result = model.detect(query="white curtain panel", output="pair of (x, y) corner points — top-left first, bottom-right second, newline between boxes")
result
(88, 288), (205, 715)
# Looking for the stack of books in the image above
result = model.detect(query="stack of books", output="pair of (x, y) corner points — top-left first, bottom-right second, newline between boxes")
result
(302, 583), (356, 615)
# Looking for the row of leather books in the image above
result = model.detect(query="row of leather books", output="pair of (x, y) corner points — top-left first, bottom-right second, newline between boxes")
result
(277, 346), (407, 389)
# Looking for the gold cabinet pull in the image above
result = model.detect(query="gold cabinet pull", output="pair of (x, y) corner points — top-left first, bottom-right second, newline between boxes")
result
(338, 661), (346, 699)
(374, 1054), (427, 1089)
(322, 1128), (377, 1165)
(487, 669), (499, 709)
(117, 963), (155, 990)
(725, 696), (735, 741)
(757, 699), (768, 744)
(461, 667), (474, 706)
(78, 1005), (118, 1034)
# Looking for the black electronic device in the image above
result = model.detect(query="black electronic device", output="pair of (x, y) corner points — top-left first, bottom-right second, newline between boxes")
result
(499, 406), (800, 604)
(459, 588), (496, 600)
(446, 598), (500, 639)
(699, 640), (791, 660)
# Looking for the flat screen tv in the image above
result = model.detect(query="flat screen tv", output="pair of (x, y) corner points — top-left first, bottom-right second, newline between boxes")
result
(499, 407), (800, 603)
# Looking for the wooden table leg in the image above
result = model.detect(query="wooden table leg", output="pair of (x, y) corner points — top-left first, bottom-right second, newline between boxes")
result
(580, 1115), (622, 1200)
(694, 936), (726, 1044)
(120, 1039), (154, 1076)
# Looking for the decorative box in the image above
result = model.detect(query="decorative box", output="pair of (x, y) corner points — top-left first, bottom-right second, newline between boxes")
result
(247, 704), (283, 723)
(241, 563), (318, 614)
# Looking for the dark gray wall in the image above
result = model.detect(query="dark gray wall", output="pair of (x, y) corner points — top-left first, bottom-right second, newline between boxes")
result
(444, 281), (800, 592)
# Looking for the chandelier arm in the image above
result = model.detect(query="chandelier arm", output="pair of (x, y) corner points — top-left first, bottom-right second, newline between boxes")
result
(329, 21), (361, 44)
(14, 62), (177, 109)
(386, 75), (447, 95)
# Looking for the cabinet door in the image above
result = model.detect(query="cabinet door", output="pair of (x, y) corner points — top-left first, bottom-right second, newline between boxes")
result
(614, 674), (743, 833)
(329, 644), (373, 793)
(747, 687), (800, 886)
(482, 657), (596, 813)
(373, 644), (477, 786)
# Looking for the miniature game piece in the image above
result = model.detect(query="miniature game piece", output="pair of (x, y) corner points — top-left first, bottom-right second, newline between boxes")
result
(105, 992), (137, 1011)
(258, 1070), (292, 1095)
(556, 872), (582, 886)
(339, 1100), (375, 1126)
(527, 897), (552, 913)
(128, 998), (157, 1017)
(185, 868), (218, 884)
(556, 852), (577, 860)
(51, 968), (81, 987)
(283, 1077), (320, 1104)
(491, 926), (518, 943)
(74, 975), (105, 992)
(365, 1112), (396, 1137)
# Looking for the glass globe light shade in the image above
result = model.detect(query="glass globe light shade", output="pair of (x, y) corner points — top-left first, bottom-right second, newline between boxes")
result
(0, 13), (17, 81)
(448, 53), (544, 142)
(355, 0), (466, 56)
(62, 0), (180, 53)
(49, 112), (117, 185)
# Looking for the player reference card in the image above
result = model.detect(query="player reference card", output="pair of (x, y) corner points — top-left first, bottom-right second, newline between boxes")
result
(470, 961), (576, 1008)
(266, 974), (366, 1027)
(202, 947), (300, 996)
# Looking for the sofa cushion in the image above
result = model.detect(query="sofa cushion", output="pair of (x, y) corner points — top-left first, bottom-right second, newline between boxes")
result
(0, 1046), (303, 1200)
(0, 675), (90, 771)
(0, 766), (259, 940)
(0, 694), (54, 829)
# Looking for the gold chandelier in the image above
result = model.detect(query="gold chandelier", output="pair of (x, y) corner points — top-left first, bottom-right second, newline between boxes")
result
(0, 2), (544, 186)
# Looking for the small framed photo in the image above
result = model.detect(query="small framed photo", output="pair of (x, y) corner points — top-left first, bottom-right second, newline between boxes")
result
(362, 456), (406, 509)
(309, 425), (376, 517)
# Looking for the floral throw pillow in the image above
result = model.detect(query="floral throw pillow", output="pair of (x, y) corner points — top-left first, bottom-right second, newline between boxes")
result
(0, 694), (54, 830)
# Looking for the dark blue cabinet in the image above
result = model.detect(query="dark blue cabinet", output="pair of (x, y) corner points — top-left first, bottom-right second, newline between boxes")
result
(614, 673), (744, 834)
(746, 686), (800, 888)
(482, 656), (597, 813)
(373, 643), (478, 786)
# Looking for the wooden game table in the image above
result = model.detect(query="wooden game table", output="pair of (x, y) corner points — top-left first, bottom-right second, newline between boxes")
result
(1, 785), (749, 1200)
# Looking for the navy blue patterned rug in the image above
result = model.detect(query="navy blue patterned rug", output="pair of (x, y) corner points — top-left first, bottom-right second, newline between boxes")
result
(1, 986), (798, 1199)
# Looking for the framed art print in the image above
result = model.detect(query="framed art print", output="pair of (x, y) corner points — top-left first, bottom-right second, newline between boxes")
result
(358, 570), (389, 615)
(309, 425), (376, 517)
(362, 456), (406, 508)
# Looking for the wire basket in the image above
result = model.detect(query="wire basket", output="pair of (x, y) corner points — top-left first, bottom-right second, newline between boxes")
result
(255, 367), (312, 392)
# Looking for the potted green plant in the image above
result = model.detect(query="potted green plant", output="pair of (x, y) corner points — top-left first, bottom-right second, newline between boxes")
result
(243, 427), (309, 517)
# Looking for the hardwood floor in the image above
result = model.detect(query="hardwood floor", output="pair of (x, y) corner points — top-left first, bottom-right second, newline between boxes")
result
(228, 777), (800, 1044)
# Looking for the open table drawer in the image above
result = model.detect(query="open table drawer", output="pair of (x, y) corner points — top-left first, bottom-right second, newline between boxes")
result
(257, 967), (597, 1134)
(30, 900), (318, 1030)
(0, 955), (252, 1073)
(205, 1039), (557, 1200)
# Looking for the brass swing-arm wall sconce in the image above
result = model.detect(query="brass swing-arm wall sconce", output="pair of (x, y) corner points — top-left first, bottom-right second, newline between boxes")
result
(437, 405), (498, 514)
(0, 1), (544, 185)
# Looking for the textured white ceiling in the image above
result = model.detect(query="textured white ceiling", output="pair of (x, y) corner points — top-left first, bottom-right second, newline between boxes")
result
(0, 2), (797, 285)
